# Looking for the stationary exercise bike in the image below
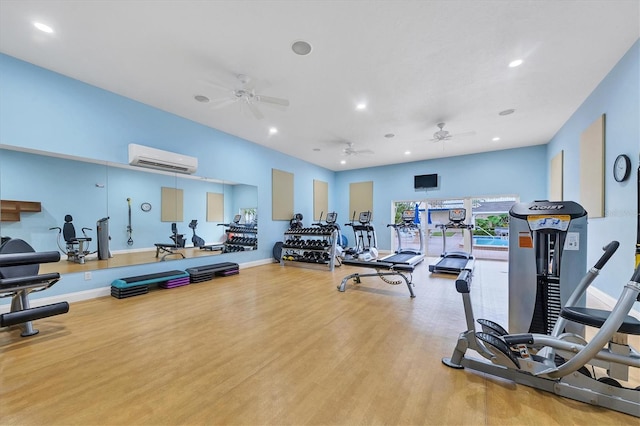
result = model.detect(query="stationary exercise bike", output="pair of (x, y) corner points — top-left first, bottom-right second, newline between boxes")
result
(442, 241), (640, 417)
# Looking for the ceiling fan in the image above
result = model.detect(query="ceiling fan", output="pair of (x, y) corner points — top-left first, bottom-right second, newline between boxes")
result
(204, 74), (289, 120)
(429, 122), (475, 142)
(342, 141), (374, 156)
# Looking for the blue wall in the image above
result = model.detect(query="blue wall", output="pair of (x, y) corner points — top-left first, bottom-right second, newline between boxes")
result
(335, 145), (548, 250)
(548, 39), (639, 299)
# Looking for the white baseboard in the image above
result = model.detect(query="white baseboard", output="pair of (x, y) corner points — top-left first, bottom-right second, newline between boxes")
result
(0, 258), (273, 314)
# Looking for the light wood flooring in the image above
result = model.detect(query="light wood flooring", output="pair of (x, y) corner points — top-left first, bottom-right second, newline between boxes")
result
(1, 259), (638, 425)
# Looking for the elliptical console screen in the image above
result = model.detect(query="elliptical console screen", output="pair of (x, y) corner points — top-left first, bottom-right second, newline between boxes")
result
(402, 210), (414, 222)
(326, 212), (337, 224)
(358, 211), (371, 223)
(449, 208), (466, 222)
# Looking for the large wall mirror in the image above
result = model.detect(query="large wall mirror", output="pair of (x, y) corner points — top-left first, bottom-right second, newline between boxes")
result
(0, 146), (258, 273)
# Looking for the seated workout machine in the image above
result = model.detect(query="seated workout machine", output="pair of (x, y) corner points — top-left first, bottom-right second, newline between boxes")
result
(343, 211), (378, 261)
(429, 208), (474, 274)
(379, 209), (425, 266)
(339, 258), (416, 297)
(189, 220), (205, 248)
(50, 214), (93, 264)
(442, 241), (640, 417)
(0, 238), (69, 337)
(154, 223), (186, 261)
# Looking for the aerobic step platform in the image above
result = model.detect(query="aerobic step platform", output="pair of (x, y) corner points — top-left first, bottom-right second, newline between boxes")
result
(111, 270), (189, 298)
(186, 262), (239, 283)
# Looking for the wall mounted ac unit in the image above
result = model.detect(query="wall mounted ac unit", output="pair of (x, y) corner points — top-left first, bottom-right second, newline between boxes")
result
(128, 143), (198, 174)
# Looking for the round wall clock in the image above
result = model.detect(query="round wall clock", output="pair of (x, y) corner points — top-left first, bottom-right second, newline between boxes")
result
(140, 202), (152, 212)
(613, 154), (631, 182)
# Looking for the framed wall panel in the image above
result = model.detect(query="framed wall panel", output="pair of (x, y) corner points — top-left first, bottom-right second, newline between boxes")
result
(349, 181), (373, 220)
(550, 150), (563, 201)
(206, 192), (224, 222)
(580, 114), (605, 218)
(313, 180), (328, 221)
(161, 186), (184, 222)
(272, 168), (294, 220)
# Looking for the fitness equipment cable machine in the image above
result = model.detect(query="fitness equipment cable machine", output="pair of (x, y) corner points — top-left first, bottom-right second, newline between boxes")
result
(379, 209), (425, 266)
(508, 200), (587, 335)
(429, 208), (474, 274)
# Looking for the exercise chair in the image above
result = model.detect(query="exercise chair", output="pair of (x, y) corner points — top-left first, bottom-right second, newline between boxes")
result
(154, 223), (186, 261)
(50, 214), (93, 264)
(0, 238), (69, 337)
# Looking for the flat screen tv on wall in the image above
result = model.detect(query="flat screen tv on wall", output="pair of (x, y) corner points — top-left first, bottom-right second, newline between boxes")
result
(414, 173), (438, 189)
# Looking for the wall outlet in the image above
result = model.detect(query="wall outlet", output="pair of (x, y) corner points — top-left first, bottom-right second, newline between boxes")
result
(84, 272), (92, 281)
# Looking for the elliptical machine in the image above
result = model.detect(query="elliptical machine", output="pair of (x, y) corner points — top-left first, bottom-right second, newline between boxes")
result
(343, 211), (378, 261)
(442, 241), (640, 417)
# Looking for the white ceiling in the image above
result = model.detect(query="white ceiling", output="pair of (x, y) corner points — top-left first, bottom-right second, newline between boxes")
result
(1, 1), (638, 171)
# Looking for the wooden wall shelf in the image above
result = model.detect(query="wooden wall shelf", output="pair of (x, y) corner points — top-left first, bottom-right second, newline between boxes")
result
(1, 200), (42, 222)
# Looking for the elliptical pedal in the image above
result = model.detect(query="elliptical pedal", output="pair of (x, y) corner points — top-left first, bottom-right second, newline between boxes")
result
(477, 318), (509, 336)
(475, 332), (521, 369)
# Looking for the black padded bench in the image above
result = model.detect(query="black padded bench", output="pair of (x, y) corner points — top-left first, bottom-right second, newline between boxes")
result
(186, 262), (239, 283)
(339, 259), (416, 297)
(0, 238), (69, 337)
(111, 270), (190, 298)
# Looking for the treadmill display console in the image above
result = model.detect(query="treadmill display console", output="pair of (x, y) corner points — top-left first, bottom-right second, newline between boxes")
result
(449, 208), (466, 222)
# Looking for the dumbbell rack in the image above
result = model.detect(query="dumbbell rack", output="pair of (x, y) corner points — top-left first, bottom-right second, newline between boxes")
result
(280, 227), (338, 271)
(223, 224), (258, 253)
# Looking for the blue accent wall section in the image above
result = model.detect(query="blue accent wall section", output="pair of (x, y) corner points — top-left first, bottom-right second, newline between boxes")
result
(335, 145), (548, 250)
(548, 39), (639, 299)
(0, 53), (335, 302)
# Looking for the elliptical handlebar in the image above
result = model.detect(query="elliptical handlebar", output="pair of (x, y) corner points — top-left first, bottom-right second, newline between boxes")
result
(631, 261), (640, 284)
(594, 241), (620, 270)
(551, 240), (620, 336)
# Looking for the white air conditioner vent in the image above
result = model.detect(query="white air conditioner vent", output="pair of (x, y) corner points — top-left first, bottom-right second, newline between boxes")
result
(128, 144), (198, 174)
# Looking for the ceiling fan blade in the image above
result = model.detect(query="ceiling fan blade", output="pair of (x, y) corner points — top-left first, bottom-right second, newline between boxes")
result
(255, 95), (290, 107)
(246, 102), (264, 120)
(201, 79), (233, 93)
(208, 97), (237, 109)
(450, 130), (477, 138)
(357, 149), (375, 155)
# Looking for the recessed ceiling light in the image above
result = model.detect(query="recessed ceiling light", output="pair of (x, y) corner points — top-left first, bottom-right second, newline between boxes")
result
(499, 109), (515, 116)
(269, 127), (278, 135)
(313, 148), (321, 152)
(404, 151), (411, 155)
(356, 103), (367, 110)
(34, 22), (53, 33)
(492, 137), (500, 141)
(384, 133), (395, 138)
(194, 95), (210, 103)
(291, 40), (312, 56)
(340, 160), (346, 165)
(509, 59), (523, 68)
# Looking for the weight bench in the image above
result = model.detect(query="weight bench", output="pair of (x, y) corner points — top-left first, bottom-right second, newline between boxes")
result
(154, 223), (186, 261)
(111, 270), (190, 298)
(339, 259), (416, 297)
(0, 238), (69, 337)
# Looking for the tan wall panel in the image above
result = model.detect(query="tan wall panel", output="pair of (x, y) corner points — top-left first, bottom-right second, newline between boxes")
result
(272, 168), (294, 220)
(580, 114), (605, 218)
(550, 150), (563, 201)
(313, 180), (328, 221)
(161, 187), (184, 222)
(206, 192), (224, 222)
(349, 181), (373, 220)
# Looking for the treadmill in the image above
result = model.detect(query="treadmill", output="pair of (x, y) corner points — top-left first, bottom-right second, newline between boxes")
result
(429, 208), (474, 274)
(379, 209), (425, 266)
